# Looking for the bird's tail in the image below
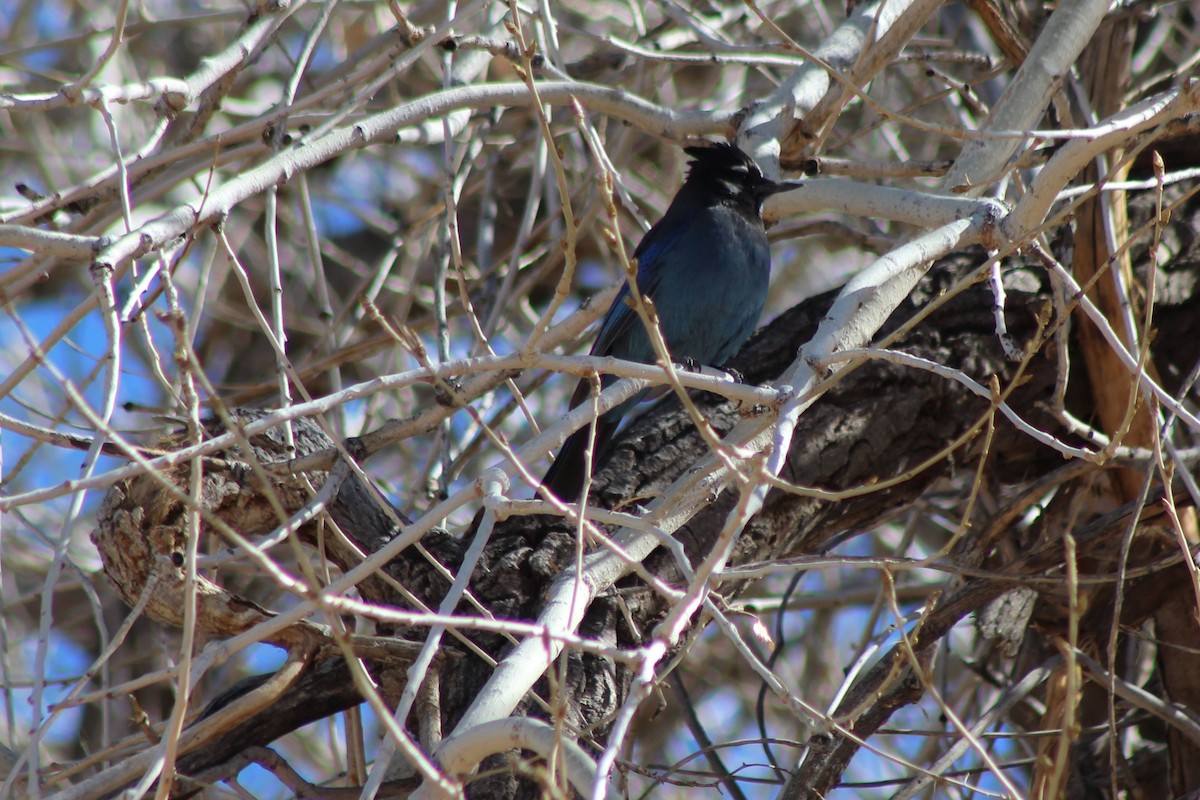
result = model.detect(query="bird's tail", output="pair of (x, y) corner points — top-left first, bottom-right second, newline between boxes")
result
(540, 417), (619, 503)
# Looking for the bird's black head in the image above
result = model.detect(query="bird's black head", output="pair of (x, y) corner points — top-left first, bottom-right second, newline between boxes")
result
(682, 141), (795, 213)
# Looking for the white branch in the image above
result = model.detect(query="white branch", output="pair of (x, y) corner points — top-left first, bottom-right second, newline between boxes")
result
(741, 0), (937, 164)
(0, 226), (103, 259)
(426, 719), (620, 800)
(1003, 82), (1200, 241)
(767, 180), (1004, 231)
(939, 0), (1110, 195)
(84, 79), (730, 278)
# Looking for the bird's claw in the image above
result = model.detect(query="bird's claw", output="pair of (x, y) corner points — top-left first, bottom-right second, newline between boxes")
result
(739, 402), (770, 418)
(434, 377), (464, 407)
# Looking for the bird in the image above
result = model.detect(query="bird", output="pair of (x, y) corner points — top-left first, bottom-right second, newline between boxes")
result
(540, 141), (796, 502)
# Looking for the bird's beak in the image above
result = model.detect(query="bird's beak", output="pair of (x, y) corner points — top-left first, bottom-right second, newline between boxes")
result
(763, 179), (803, 197)
(759, 180), (802, 223)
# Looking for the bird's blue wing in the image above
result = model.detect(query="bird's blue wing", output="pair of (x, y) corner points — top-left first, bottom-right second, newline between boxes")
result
(589, 215), (697, 358)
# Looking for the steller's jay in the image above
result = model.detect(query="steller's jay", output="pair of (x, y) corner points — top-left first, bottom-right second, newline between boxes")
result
(541, 141), (796, 501)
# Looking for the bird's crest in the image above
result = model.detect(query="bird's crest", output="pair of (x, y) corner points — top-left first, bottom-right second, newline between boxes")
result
(682, 141), (788, 209)
(683, 141), (764, 183)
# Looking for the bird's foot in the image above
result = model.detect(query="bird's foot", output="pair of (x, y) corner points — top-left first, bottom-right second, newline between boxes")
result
(676, 360), (743, 384)
(739, 401), (770, 418)
(614, 496), (653, 517)
(433, 377), (464, 407)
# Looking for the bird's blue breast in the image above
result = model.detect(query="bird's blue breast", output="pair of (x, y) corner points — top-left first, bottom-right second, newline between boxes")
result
(600, 203), (771, 369)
